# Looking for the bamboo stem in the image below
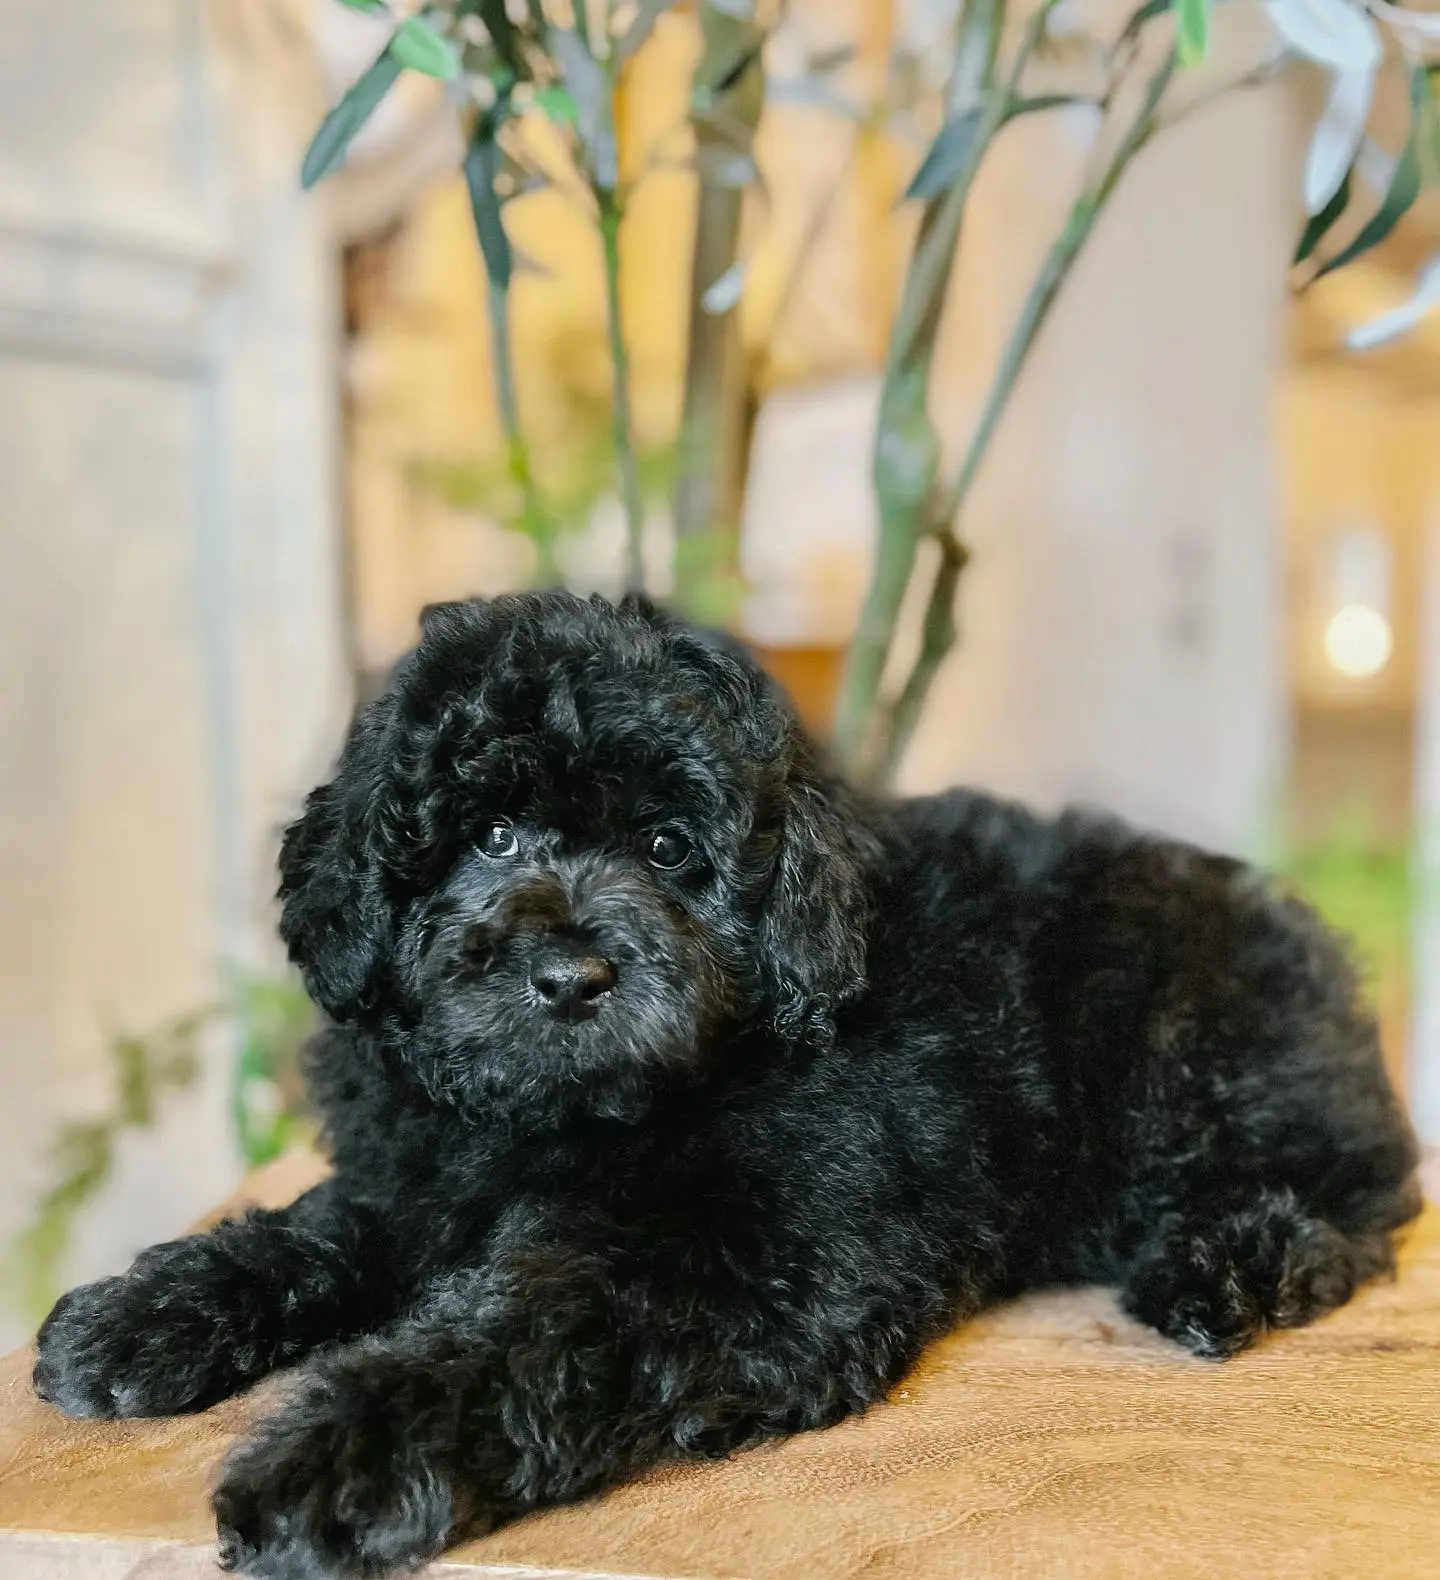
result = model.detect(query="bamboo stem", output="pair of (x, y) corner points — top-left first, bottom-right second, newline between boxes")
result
(868, 45), (1179, 781)
(484, 278), (561, 583)
(598, 189), (646, 594)
(672, 2), (766, 581)
(872, 534), (968, 784)
(831, 0), (1009, 775)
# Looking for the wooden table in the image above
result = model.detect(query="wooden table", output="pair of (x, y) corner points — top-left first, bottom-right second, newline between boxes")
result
(2, 1153), (1437, 1579)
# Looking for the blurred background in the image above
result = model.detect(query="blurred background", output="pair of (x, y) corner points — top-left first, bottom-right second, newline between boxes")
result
(2, 0), (1438, 1349)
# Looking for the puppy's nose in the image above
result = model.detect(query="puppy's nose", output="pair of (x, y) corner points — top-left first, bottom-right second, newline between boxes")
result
(530, 944), (617, 1018)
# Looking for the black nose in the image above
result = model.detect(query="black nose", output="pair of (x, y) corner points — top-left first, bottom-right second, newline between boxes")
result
(529, 944), (617, 1018)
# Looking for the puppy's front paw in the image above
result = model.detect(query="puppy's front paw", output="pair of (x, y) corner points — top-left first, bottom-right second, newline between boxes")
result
(34, 1241), (258, 1418)
(213, 1376), (461, 1580)
(33, 1278), (143, 1418)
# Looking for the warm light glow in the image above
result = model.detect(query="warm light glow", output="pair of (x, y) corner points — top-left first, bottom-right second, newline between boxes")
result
(1323, 603), (1393, 679)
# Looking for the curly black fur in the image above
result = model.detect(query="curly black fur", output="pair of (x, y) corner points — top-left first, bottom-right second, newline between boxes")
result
(34, 592), (1420, 1579)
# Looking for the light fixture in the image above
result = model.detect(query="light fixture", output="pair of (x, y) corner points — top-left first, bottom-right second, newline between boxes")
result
(1323, 602), (1393, 679)
(1321, 526), (1393, 681)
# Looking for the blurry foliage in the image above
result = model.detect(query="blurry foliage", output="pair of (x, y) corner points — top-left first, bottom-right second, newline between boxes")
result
(1, 1008), (209, 1325)
(408, 409), (747, 621)
(1280, 818), (1414, 996)
(231, 976), (317, 1168)
(408, 418), (679, 579)
(2, 977), (314, 1325)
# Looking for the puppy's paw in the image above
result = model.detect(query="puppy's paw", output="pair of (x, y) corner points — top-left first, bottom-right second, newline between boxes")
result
(1121, 1223), (1265, 1360)
(213, 1374), (462, 1580)
(1120, 1193), (1373, 1360)
(34, 1242), (258, 1418)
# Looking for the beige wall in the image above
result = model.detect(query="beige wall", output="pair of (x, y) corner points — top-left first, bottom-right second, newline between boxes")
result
(896, 8), (1303, 856)
(0, 1), (348, 1345)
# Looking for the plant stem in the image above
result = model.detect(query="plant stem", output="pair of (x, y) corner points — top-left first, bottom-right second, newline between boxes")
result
(672, 1), (766, 589)
(598, 188), (646, 593)
(872, 533), (968, 783)
(947, 54), (1175, 530)
(485, 278), (561, 583)
(572, 0), (593, 52)
(868, 45), (1179, 781)
(832, 0), (1008, 776)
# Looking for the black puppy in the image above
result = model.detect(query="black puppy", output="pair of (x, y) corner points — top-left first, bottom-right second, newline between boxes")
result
(35, 592), (1419, 1579)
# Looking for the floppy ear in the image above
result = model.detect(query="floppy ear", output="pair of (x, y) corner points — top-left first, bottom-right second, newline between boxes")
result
(277, 700), (396, 1022)
(757, 741), (875, 1045)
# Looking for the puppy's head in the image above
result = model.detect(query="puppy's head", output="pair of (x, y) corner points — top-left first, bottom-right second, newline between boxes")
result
(278, 593), (872, 1120)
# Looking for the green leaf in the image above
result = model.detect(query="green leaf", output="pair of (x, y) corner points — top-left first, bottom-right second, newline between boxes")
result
(807, 43), (858, 75)
(302, 50), (402, 187)
(712, 41), (764, 97)
(1007, 93), (1085, 120)
(390, 15), (460, 80)
(1313, 151), (1418, 278)
(1114, 0), (1229, 57)
(1294, 167), (1351, 264)
(904, 110), (981, 202)
(336, 0), (387, 11)
(1176, 0), (1209, 66)
(477, 0), (523, 75)
(1422, 65), (1440, 186)
(464, 120), (513, 289)
(1314, 68), (1427, 279)
(1114, 0), (1174, 54)
(672, 527), (747, 626)
(113, 1035), (154, 1126)
(534, 85), (578, 126)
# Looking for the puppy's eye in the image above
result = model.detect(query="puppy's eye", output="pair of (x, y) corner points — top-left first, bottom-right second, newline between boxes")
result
(647, 830), (691, 870)
(480, 819), (519, 859)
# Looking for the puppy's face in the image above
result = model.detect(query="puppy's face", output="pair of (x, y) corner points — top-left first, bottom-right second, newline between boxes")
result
(388, 642), (772, 1118)
(278, 594), (872, 1121)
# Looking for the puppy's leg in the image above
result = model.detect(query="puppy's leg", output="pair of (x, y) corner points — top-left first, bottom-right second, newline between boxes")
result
(1050, 834), (1421, 1357)
(1118, 1186), (1405, 1359)
(214, 1238), (946, 1578)
(34, 1182), (402, 1418)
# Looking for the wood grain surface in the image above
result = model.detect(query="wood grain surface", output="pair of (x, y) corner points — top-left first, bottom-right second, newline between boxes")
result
(2, 1152), (1436, 1579)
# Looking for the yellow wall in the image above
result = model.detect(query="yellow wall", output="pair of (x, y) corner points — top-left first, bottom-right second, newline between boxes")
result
(345, 1), (889, 674)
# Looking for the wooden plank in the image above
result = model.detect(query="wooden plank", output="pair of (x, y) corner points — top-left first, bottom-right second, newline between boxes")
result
(2, 1154), (1436, 1579)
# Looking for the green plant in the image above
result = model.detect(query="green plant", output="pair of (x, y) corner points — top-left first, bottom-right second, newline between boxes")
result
(312, 0), (711, 592)
(1279, 819), (1415, 996)
(231, 976), (317, 1167)
(1, 1008), (211, 1323)
(407, 410), (682, 581)
(306, 0), (1440, 783)
(2, 976), (315, 1325)
(834, 0), (1440, 782)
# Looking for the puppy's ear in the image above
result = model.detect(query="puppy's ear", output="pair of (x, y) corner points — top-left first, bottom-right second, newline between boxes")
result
(758, 740), (874, 1045)
(277, 701), (395, 1022)
(418, 598), (485, 642)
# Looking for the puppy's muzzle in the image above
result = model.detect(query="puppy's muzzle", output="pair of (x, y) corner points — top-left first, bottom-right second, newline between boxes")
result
(529, 939), (617, 1020)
